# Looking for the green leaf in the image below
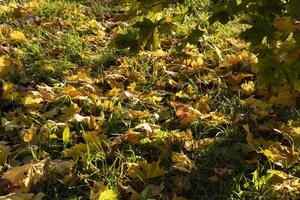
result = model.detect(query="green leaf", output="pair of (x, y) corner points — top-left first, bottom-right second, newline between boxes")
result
(209, 0), (239, 24)
(111, 30), (139, 53)
(178, 26), (204, 50)
(240, 15), (277, 45)
(63, 127), (70, 145)
(287, 0), (300, 20)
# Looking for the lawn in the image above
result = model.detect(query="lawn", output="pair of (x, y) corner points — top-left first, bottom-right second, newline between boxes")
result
(1, 0), (300, 199)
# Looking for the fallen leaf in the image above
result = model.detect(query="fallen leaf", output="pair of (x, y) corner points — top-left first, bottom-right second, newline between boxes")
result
(2, 159), (48, 192)
(10, 31), (26, 42)
(98, 189), (117, 200)
(0, 192), (44, 200)
(263, 143), (298, 168)
(171, 152), (195, 173)
(0, 143), (10, 165)
(127, 160), (167, 180)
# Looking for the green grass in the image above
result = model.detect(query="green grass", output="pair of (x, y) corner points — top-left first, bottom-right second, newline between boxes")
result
(1, 0), (300, 199)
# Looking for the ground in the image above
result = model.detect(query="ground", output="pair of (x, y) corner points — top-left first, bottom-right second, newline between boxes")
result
(0, 0), (300, 200)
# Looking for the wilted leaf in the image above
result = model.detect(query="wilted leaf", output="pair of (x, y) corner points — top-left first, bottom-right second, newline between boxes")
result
(22, 125), (37, 143)
(0, 192), (44, 200)
(263, 143), (298, 168)
(127, 160), (167, 180)
(2, 82), (18, 101)
(267, 169), (300, 192)
(171, 152), (195, 173)
(23, 91), (43, 108)
(0, 143), (10, 165)
(2, 159), (48, 192)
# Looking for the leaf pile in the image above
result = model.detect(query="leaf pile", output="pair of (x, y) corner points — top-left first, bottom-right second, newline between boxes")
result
(0, 0), (300, 199)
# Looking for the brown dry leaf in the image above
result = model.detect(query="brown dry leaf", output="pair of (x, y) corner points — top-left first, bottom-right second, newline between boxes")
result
(37, 84), (55, 101)
(113, 129), (143, 146)
(48, 160), (74, 174)
(226, 73), (254, 91)
(0, 192), (44, 200)
(119, 184), (140, 200)
(2, 159), (48, 192)
(213, 166), (232, 177)
(267, 170), (300, 192)
(171, 152), (195, 173)
(273, 16), (299, 36)
(127, 160), (168, 180)
(0, 143), (10, 165)
(209, 166), (232, 182)
(175, 104), (199, 127)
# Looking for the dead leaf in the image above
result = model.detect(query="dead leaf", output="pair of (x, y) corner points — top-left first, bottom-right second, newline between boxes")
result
(2, 159), (48, 192)
(0, 143), (10, 165)
(127, 160), (167, 180)
(171, 152), (195, 173)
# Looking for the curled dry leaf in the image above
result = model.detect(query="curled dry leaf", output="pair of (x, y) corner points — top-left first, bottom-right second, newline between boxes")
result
(2, 159), (48, 192)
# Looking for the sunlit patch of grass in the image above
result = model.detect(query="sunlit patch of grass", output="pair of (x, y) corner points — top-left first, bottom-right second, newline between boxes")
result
(35, 0), (77, 19)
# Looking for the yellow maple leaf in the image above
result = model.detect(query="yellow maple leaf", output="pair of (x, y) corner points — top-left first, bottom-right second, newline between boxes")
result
(22, 125), (37, 143)
(263, 143), (298, 168)
(0, 56), (10, 77)
(23, 91), (43, 109)
(241, 81), (255, 95)
(3, 159), (48, 192)
(171, 152), (195, 173)
(243, 98), (272, 117)
(62, 85), (83, 98)
(267, 169), (300, 192)
(127, 160), (167, 180)
(10, 31), (27, 42)
(269, 90), (296, 107)
(98, 189), (118, 200)
(58, 103), (80, 121)
(2, 82), (18, 101)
